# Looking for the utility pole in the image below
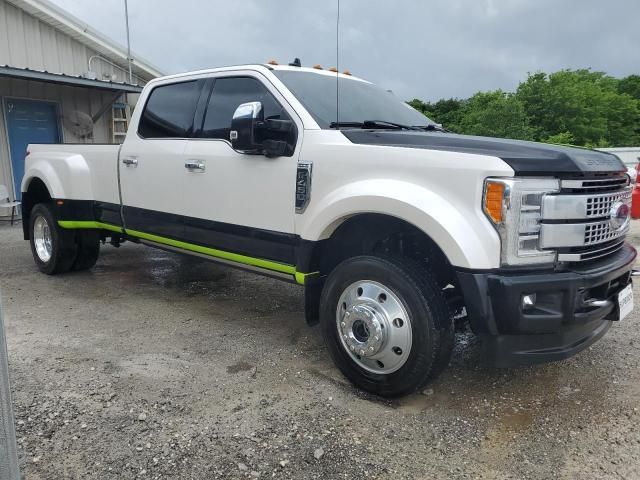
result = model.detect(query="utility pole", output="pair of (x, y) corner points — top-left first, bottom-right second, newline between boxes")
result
(124, 0), (133, 84)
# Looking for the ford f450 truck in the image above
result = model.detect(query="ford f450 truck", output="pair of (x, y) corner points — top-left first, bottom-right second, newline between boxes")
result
(20, 64), (636, 397)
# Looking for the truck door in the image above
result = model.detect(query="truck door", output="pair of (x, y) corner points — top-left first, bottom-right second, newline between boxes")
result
(119, 79), (207, 240)
(180, 73), (301, 268)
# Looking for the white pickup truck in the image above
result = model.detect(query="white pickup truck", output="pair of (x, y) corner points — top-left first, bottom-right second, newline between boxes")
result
(20, 62), (636, 397)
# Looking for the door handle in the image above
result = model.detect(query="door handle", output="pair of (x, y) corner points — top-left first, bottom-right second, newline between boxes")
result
(185, 160), (205, 172)
(122, 157), (138, 166)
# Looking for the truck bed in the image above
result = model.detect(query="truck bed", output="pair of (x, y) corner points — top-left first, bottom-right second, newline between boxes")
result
(23, 143), (121, 206)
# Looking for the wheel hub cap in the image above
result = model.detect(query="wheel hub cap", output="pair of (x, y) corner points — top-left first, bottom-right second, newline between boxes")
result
(340, 304), (384, 357)
(33, 214), (52, 262)
(336, 280), (412, 374)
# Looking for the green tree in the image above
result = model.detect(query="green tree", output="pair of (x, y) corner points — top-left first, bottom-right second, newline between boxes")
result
(408, 69), (640, 146)
(457, 90), (533, 140)
(407, 98), (429, 114)
(408, 98), (465, 132)
(619, 75), (640, 100)
(516, 69), (640, 146)
(543, 131), (575, 145)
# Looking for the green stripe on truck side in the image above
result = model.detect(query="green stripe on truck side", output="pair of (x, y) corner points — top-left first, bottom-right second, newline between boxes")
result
(57, 220), (317, 283)
(57, 221), (124, 233)
(124, 227), (297, 275)
(294, 271), (319, 284)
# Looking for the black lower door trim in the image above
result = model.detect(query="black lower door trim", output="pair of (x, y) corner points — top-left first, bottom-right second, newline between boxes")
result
(122, 204), (298, 265)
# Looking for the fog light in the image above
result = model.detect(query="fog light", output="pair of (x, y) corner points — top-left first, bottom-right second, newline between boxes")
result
(522, 294), (537, 310)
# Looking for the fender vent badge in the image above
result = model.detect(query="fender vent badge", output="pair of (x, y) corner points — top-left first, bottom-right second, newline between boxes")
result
(295, 162), (313, 213)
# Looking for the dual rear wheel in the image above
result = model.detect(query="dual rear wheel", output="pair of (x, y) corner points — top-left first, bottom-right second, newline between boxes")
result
(29, 203), (100, 275)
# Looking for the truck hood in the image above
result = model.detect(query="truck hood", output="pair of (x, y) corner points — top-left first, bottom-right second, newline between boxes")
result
(341, 130), (625, 176)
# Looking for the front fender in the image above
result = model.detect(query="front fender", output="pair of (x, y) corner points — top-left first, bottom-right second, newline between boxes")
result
(298, 179), (501, 269)
(21, 152), (93, 200)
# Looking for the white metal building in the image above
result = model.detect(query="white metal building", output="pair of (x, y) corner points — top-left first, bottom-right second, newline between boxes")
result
(599, 147), (640, 167)
(0, 0), (163, 205)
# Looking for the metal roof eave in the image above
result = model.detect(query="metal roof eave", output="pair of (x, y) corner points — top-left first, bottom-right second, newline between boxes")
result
(0, 66), (144, 93)
(6, 0), (164, 80)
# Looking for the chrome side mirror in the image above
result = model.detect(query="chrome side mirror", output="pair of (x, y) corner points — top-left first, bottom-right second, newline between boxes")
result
(230, 101), (263, 153)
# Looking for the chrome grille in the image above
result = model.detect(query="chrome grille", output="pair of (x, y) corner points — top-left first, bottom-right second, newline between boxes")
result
(584, 220), (629, 245)
(585, 189), (631, 218)
(541, 175), (630, 263)
(557, 240), (625, 263)
(561, 176), (629, 193)
(543, 187), (632, 220)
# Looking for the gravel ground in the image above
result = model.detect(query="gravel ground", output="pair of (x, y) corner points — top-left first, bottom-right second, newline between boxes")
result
(1, 221), (640, 479)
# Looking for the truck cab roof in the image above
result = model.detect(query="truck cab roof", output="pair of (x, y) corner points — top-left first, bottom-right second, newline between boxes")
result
(148, 63), (368, 86)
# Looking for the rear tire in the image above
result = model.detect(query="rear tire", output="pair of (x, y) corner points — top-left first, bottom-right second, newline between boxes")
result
(72, 230), (100, 271)
(320, 255), (453, 397)
(29, 203), (77, 275)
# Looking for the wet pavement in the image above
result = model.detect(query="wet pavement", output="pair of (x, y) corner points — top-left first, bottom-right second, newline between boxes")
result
(1, 222), (639, 479)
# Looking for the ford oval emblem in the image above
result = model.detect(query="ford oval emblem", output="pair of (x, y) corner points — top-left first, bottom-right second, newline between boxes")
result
(609, 201), (630, 232)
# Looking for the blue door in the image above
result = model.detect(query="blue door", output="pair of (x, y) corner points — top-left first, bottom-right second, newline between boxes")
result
(4, 98), (60, 199)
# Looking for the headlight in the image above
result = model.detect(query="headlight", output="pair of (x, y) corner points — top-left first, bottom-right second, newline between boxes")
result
(483, 177), (560, 266)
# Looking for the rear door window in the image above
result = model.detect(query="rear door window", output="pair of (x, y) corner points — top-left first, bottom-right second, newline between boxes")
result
(138, 80), (204, 138)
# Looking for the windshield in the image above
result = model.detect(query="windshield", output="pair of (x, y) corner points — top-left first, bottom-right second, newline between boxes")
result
(273, 70), (435, 129)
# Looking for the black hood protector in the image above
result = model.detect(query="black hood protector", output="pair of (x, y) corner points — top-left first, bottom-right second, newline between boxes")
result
(342, 130), (625, 176)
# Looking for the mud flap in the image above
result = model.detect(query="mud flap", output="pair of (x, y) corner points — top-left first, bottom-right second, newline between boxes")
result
(304, 275), (326, 326)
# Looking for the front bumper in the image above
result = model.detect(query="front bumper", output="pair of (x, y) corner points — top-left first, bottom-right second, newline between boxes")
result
(457, 244), (637, 367)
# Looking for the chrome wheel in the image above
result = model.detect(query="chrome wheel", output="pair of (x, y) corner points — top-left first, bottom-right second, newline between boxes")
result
(33, 214), (53, 262)
(336, 280), (412, 374)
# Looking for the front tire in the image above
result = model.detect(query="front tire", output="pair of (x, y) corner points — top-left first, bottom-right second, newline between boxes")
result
(29, 203), (77, 275)
(320, 255), (453, 397)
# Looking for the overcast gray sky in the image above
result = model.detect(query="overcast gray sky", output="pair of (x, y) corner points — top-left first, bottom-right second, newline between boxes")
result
(50, 0), (640, 101)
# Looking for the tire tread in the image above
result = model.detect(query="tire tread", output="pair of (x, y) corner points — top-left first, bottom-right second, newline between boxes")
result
(320, 254), (454, 397)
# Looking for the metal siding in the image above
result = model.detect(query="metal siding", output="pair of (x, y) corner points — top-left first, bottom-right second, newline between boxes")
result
(0, 2), (11, 62)
(0, 79), (11, 199)
(0, 79), (114, 199)
(22, 8), (43, 68)
(39, 18), (60, 73)
(7, 0), (162, 79)
(4, 2), (28, 68)
(0, 0), (147, 84)
(0, 0), (152, 203)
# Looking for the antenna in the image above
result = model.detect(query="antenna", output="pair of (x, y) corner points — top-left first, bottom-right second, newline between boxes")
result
(335, 0), (340, 126)
(124, 0), (133, 84)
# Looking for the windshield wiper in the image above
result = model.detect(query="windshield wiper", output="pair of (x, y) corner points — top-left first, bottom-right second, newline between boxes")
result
(329, 120), (422, 130)
(329, 121), (365, 129)
(413, 124), (448, 132)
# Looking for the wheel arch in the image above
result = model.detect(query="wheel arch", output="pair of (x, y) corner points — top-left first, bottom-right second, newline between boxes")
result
(21, 153), (93, 200)
(299, 211), (467, 328)
(21, 176), (52, 240)
(307, 213), (455, 283)
(21, 153), (94, 239)
(297, 180), (500, 272)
